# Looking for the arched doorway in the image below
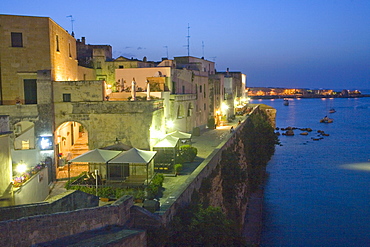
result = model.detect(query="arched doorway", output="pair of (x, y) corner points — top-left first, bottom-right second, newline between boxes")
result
(55, 121), (89, 179)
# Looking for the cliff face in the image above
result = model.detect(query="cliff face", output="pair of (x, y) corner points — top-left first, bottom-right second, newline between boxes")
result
(196, 107), (277, 231)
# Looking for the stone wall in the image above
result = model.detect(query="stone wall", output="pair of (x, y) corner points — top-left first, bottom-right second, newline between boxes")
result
(0, 195), (133, 247)
(157, 106), (267, 228)
(53, 80), (105, 103)
(0, 134), (12, 195)
(0, 190), (98, 221)
(54, 100), (164, 149)
(13, 167), (49, 205)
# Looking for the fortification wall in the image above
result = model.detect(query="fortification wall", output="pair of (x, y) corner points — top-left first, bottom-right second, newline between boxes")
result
(0, 196), (133, 247)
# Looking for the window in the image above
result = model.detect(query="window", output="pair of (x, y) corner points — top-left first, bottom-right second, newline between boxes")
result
(11, 32), (23, 47)
(96, 61), (102, 69)
(204, 84), (206, 98)
(24, 79), (37, 104)
(204, 103), (206, 110)
(63, 94), (71, 102)
(56, 35), (60, 51)
(68, 43), (71, 57)
(182, 85), (185, 94)
(200, 85), (202, 93)
(119, 65), (124, 69)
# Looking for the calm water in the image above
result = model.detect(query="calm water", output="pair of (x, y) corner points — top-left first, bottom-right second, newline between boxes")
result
(253, 96), (370, 246)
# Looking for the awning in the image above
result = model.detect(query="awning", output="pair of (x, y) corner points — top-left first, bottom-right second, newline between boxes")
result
(108, 148), (157, 164)
(165, 130), (192, 139)
(69, 149), (121, 163)
(101, 142), (132, 151)
(154, 135), (179, 148)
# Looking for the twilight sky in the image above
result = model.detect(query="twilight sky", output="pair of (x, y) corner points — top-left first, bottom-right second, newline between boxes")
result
(2, 0), (370, 90)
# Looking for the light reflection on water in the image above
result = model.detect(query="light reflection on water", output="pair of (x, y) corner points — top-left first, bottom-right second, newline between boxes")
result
(341, 162), (370, 172)
(256, 97), (370, 247)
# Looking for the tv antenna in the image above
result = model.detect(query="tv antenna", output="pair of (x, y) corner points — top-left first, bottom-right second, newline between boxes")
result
(163, 46), (169, 58)
(202, 41), (205, 58)
(186, 23), (190, 56)
(66, 15), (75, 36)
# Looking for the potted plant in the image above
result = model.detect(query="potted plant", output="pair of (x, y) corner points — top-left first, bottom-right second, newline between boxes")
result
(174, 163), (183, 176)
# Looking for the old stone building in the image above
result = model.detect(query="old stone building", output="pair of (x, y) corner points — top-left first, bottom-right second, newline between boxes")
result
(0, 15), (164, 183)
(0, 14), (246, 188)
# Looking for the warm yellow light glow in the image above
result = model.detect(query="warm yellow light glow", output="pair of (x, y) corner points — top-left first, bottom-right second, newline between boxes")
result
(341, 162), (370, 172)
(166, 120), (174, 128)
(150, 128), (164, 139)
(16, 163), (27, 174)
(221, 103), (229, 112)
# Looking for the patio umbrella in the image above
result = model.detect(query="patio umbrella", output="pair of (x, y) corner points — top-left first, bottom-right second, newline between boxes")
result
(69, 149), (121, 163)
(165, 130), (192, 139)
(108, 148), (156, 164)
(67, 149), (122, 184)
(154, 135), (179, 148)
(108, 148), (157, 186)
(101, 142), (132, 151)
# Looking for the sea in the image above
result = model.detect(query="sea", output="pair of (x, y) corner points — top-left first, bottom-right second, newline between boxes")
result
(251, 93), (370, 246)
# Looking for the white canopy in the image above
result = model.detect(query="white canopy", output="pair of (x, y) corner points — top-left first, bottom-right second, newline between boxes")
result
(108, 148), (157, 164)
(165, 130), (192, 139)
(69, 149), (121, 163)
(154, 135), (179, 148)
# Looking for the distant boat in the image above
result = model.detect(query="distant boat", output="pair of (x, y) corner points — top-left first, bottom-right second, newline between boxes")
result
(329, 108), (336, 113)
(283, 98), (289, 106)
(320, 117), (333, 123)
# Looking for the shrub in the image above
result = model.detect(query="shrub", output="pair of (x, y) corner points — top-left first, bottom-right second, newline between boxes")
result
(207, 117), (216, 129)
(146, 173), (165, 199)
(178, 145), (197, 163)
(174, 164), (183, 174)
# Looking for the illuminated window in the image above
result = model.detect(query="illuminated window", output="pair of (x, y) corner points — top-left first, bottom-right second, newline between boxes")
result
(22, 140), (30, 150)
(11, 32), (23, 47)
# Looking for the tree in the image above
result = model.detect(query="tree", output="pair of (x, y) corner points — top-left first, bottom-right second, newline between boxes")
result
(170, 205), (245, 246)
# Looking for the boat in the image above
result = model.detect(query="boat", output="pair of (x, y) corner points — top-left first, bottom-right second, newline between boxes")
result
(320, 117), (333, 123)
(283, 98), (289, 106)
(329, 108), (336, 113)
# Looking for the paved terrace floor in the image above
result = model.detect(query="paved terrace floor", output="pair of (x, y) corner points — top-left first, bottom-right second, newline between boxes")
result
(158, 118), (243, 209)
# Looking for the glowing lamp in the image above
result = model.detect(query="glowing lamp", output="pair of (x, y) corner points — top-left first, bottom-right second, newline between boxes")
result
(166, 120), (174, 128)
(221, 103), (229, 112)
(39, 136), (53, 150)
(16, 162), (27, 174)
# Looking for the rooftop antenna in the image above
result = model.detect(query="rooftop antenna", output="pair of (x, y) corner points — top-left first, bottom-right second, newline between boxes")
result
(66, 15), (75, 37)
(163, 46), (169, 58)
(186, 23), (190, 56)
(202, 41), (204, 58)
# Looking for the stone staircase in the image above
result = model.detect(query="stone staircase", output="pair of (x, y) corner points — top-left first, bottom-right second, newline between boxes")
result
(70, 132), (89, 159)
